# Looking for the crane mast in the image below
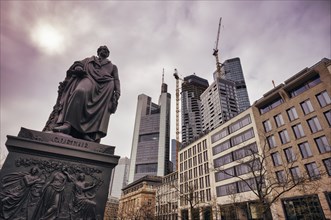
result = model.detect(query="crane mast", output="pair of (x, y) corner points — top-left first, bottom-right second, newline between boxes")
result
(173, 69), (181, 171)
(213, 17), (223, 77)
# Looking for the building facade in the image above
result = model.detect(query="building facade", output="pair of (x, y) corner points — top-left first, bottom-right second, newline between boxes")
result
(201, 78), (238, 131)
(156, 171), (179, 220)
(181, 74), (209, 144)
(129, 82), (171, 183)
(222, 57), (250, 112)
(109, 157), (130, 199)
(252, 57), (331, 220)
(118, 175), (162, 220)
(177, 58), (331, 220)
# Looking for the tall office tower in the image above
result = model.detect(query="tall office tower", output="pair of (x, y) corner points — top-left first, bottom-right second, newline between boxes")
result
(201, 78), (238, 131)
(109, 157), (130, 199)
(181, 74), (209, 144)
(128, 81), (171, 183)
(214, 57), (250, 112)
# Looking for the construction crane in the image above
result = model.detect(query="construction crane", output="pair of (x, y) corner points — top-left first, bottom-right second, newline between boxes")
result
(213, 17), (223, 77)
(173, 68), (182, 171)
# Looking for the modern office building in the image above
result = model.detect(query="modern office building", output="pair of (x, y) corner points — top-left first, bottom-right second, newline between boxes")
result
(109, 157), (130, 199)
(214, 57), (251, 113)
(177, 58), (331, 220)
(252, 57), (331, 220)
(200, 77), (238, 131)
(181, 74), (209, 144)
(128, 81), (171, 183)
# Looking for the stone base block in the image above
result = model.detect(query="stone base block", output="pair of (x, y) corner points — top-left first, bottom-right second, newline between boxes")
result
(0, 128), (120, 220)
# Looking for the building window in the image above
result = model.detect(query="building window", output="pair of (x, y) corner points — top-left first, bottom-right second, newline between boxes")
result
(213, 154), (233, 168)
(259, 97), (284, 114)
(305, 162), (320, 179)
(267, 135), (277, 148)
(284, 147), (296, 162)
(276, 170), (286, 183)
(292, 123), (305, 139)
(263, 120), (272, 132)
(315, 136), (331, 153)
(216, 183), (237, 197)
(290, 167), (301, 182)
(298, 142), (312, 158)
(279, 129), (290, 144)
(287, 107), (298, 121)
(211, 128), (229, 143)
(316, 90), (331, 107)
(300, 99), (314, 115)
(307, 117), (322, 133)
(271, 152), (282, 166)
(282, 195), (325, 220)
(212, 140), (231, 155)
(324, 110), (331, 126)
(231, 128), (255, 146)
(323, 158), (331, 176)
(274, 114), (285, 127)
(215, 167), (235, 182)
(229, 115), (251, 133)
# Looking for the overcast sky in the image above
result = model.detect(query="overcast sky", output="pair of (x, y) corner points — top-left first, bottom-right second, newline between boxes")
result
(1, 1), (330, 163)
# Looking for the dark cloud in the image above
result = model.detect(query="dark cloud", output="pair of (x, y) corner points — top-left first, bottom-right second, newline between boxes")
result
(1, 1), (330, 163)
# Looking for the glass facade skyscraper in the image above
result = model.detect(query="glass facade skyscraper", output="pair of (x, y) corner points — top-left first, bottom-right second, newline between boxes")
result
(109, 157), (130, 198)
(181, 74), (209, 144)
(128, 82), (171, 183)
(221, 57), (250, 112)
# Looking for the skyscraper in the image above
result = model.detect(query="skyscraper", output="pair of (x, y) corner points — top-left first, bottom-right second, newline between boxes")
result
(109, 157), (130, 199)
(215, 57), (250, 112)
(128, 81), (171, 183)
(181, 74), (209, 144)
(201, 78), (238, 131)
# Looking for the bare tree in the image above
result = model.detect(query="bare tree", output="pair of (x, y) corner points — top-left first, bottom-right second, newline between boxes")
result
(213, 134), (326, 220)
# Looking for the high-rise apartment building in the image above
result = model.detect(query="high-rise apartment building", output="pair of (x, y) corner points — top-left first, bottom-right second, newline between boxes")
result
(128, 81), (171, 183)
(214, 57), (251, 112)
(181, 74), (209, 144)
(201, 78), (238, 131)
(109, 157), (130, 199)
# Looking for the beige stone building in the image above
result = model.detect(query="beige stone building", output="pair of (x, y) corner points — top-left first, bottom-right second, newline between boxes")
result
(118, 175), (162, 220)
(104, 196), (119, 220)
(252, 58), (331, 219)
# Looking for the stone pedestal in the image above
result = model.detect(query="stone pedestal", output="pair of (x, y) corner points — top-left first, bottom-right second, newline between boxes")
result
(0, 128), (120, 220)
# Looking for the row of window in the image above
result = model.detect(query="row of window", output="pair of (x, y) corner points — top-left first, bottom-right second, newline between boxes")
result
(271, 136), (330, 166)
(179, 151), (209, 172)
(211, 115), (252, 143)
(276, 158), (331, 183)
(215, 159), (261, 182)
(179, 140), (207, 161)
(213, 143), (258, 168)
(179, 162), (209, 181)
(216, 176), (264, 197)
(213, 128), (255, 155)
(179, 175), (211, 193)
(263, 90), (330, 132)
(267, 115), (328, 148)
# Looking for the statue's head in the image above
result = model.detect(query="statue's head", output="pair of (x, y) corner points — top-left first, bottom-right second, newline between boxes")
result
(97, 45), (110, 58)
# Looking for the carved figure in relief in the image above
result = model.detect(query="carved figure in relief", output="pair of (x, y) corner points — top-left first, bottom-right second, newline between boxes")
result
(43, 45), (121, 143)
(0, 167), (45, 220)
(64, 172), (98, 220)
(31, 171), (67, 220)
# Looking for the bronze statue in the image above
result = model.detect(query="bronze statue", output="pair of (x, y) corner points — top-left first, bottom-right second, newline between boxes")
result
(43, 45), (120, 142)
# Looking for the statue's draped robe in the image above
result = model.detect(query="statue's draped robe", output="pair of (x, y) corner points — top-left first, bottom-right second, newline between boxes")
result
(57, 56), (120, 140)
